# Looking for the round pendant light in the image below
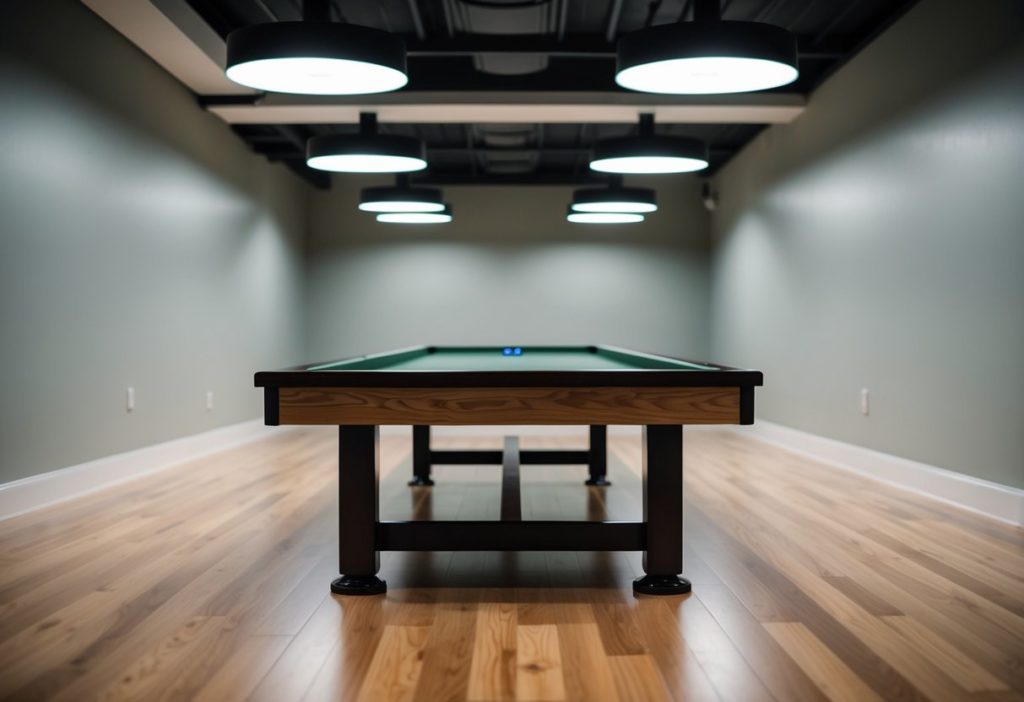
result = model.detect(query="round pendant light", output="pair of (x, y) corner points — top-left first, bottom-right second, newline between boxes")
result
(225, 1), (407, 95)
(571, 178), (657, 213)
(307, 113), (427, 173)
(566, 209), (645, 224)
(590, 114), (708, 174)
(615, 0), (798, 95)
(377, 207), (453, 224)
(359, 175), (445, 213)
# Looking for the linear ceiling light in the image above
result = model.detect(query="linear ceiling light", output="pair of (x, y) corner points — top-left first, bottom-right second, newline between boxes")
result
(359, 175), (445, 213)
(590, 114), (708, 174)
(566, 209), (645, 224)
(615, 0), (798, 95)
(571, 178), (657, 213)
(377, 206), (453, 224)
(225, 0), (408, 95)
(307, 113), (427, 173)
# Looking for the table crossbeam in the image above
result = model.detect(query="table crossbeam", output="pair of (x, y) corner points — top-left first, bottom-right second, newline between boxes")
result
(377, 520), (645, 551)
(429, 448), (591, 465)
(500, 436), (522, 521)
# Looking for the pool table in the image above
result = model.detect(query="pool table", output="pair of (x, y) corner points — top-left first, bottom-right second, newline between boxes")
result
(255, 345), (762, 596)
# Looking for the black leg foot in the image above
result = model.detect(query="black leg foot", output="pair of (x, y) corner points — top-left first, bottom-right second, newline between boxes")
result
(331, 575), (387, 596)
(585, 477), (611, 486)
(408, 477), (434, 486)
(633, 575), (691, 596)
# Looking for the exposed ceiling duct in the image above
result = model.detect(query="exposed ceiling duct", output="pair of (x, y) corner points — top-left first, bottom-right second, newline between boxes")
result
(451, 0), (556, 76)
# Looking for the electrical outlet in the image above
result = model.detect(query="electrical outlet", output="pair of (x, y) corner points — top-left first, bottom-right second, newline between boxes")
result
(126, 386), (135, 413)
(206, 391), (214, 411)
(860, 388), (870, 417)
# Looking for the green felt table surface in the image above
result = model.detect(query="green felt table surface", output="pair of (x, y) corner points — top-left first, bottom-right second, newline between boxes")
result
(310, 346), (715, 372)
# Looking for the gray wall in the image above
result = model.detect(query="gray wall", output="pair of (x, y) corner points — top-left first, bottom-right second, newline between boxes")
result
(7, 0), (1021, 494)
(306, 177), (711, 362)
(0, 0), (309, 483)
(711, 0), (1024, 488)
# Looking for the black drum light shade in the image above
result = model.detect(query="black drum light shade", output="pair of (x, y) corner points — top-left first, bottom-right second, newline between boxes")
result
(615, 0), (798, 95)
(571, 185), (657, 214)
(566, 207), (644, 224)
(358, 182), (445, 213)
(377, 206), (453, 224)
(307, 113), (427, 173)
(225, 22), (407, 95)
(590, 115), (708, 174)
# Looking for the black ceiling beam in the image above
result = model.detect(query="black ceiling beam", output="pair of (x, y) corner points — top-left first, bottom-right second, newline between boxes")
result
(252, 144), (737, 157)
(405, 57), (620, 91)
(412, 172), (609, 186)
(812, 0), (867, 46)
(429, 145), (737, 156)
(405, 33), (844, 59)
(410, 165), (728, 185)
(406, 34), (616, 57)
(809, 0), (920, 90)
(251, 160), (733, 188)
(557, 0), (570, 42)
(199, 94), (261, 108)
(271, 125), (310, 152)
(406, 0), (427, 40)
(303, 0), (330, 23)
(242, 124), (331, 190)
(605, 0), (625, 42)
(282, 161), (331, 189)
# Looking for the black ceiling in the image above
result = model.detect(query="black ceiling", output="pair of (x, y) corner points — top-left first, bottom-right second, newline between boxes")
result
(187, 0), (919, 188)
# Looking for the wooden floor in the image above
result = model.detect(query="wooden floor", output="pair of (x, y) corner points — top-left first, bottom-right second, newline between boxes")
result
(0, 428), (1021, 702)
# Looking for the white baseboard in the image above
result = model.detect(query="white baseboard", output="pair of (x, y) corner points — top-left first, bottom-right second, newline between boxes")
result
(0, 419), (283, 521)
(733, 420), (1024, 527)
(8, 419), (1018, 528)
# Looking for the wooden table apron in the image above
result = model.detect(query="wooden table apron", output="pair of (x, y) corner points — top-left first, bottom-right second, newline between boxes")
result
(268, 384), (745, 425)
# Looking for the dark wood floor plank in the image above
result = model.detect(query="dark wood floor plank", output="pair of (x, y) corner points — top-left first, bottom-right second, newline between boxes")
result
(633, 597), (721, 702)
(686, 504), (934, 701)
(701, 461), (1024, 685)
(695, 584), (829, 702)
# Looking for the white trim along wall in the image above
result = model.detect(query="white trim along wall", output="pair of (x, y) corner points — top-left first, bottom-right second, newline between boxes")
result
(2, 421), (1021, 527)
(0, 420), (285, 521)
(734, 420), (1024, 527)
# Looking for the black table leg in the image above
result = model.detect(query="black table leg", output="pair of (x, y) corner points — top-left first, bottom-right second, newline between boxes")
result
(332, 425), (387, 596)
(585, 424), (611, 486)
(634, 425), (691, 596)
(409, 424), (434, 486)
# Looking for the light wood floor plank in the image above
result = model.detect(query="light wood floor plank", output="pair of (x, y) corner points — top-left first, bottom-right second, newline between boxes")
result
(467, 600), (517, 702)
(515, 624), (567, 702)
(0, 427), (1020, 702)
(557, 621), (620, 702)
(412, 599), (478, 702)
(356, 625), (431, 702)
(608, 654), (673, 702)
